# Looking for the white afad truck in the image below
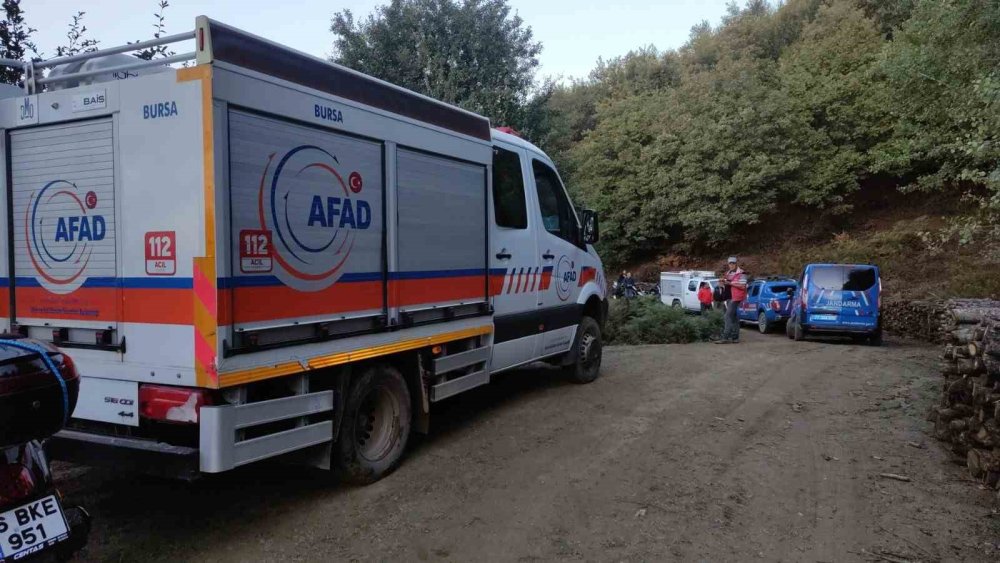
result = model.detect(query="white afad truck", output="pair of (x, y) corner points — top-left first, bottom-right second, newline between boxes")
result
(0, 18), (607, 482)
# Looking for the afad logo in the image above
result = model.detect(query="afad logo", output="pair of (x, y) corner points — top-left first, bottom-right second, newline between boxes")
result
(25, 180), (106, 295)
(256, 145), (372, 292)
(554, 255), (576, 301)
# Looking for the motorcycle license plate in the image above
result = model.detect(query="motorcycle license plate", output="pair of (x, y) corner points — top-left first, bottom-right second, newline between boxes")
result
(0, 495), (69, 562)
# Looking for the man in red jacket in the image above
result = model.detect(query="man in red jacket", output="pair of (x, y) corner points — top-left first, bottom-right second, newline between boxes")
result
(717, 256), (747, 343)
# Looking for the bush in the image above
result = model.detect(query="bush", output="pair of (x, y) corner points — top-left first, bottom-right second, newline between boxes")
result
(605, 297), (724, 345)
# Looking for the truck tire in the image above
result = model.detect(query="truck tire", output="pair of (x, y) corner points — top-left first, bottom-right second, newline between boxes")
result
(757, 311), (771, 334)
(793, 319), (806, 341)
(335, 364), (412, 485)
(672, 299), (682, 309)
(868, 327), (883, 346)
(786, 317), (794, 339)
(565, 316), (602, 384)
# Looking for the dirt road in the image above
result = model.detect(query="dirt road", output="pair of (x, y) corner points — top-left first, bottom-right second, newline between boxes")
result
(59, 332), (1000, 561)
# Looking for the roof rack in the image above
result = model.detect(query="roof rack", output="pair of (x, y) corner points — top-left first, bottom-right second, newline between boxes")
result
(0, 31), (196, 94)
(0, 16), (493, 141)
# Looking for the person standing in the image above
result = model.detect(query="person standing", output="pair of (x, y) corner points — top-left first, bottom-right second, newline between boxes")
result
(717, 257), (747, 343)
(712, 279), (729, 311)
(697, 281), (713, 314)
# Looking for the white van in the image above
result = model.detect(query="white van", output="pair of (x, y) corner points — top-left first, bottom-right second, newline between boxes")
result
(660, 271), (718, 312)
(0, 17), (607, 482)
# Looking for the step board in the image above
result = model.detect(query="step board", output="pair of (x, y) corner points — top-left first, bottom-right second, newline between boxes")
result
(430, 369), (489, 402)
(433, 345), (491, 375)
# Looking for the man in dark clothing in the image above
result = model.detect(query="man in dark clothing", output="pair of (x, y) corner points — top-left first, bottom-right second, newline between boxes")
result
(712, 281), (730, 311)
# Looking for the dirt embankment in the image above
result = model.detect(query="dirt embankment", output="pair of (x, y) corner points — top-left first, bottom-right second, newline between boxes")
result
(624, 192), (1000, 304)
(59, 333), (999, 561)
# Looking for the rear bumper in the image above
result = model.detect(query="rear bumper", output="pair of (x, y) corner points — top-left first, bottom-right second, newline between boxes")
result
(46, 430), (200, 480)
(804, 324), (878, 334)
(47, 389), (336, 478)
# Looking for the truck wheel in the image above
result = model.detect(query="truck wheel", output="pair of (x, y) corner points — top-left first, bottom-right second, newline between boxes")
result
(786, 317), (794, 339)
(565, 316), (602, 384)
(672, 300), (682, 309)
(335, 364), (412, 485)
(793, 320), (806, 341)
(757, 311), (771, 334)
(868, 328), (883, 346)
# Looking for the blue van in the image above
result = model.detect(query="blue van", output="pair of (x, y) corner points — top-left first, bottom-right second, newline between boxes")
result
(786, 263), (882, 345)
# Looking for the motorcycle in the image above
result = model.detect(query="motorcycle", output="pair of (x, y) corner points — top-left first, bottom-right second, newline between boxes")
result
(0, 337), (90, 562)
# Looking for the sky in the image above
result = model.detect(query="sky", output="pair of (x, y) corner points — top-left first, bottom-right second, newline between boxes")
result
(26, 0), (733, 82)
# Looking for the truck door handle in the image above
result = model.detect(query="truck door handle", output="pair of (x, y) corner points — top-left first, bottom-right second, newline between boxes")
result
(542, 252), (555, 260)
(496, 251), (512, 260)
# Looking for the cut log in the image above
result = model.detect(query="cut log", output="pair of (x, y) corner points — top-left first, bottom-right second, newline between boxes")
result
(949, 328), (976, 344)
(976, 326), (988, 341)
(968, 449), (988, 478)
(973, 425), (998, 448)
(950, 307), (1000, 325)
(968, 342), (982, 358)
(942, 358), (985, 376)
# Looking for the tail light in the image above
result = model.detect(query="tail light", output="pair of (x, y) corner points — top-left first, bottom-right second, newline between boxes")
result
(770, 299), (780, 311)
(0, 461), (36, 506)
(139, 385), (212, 424)
(877, 278), (882, 309)
(59, 351), (78, 379)
(801, 275), (809, 310)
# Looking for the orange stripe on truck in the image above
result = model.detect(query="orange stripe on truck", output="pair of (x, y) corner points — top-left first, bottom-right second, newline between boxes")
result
(218, 324), (493, 387)
(179, 65), (219, 388)
(14, 286), (192, 324)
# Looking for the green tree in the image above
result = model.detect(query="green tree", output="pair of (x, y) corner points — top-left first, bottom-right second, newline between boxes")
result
(777, 1), (893, 208)
(0, 0), (35, 84)
(876, 0), (1000, 199)
(55, 12), (99, 57)
(132, 1), (176, 60)
(330, 0), (542, 130)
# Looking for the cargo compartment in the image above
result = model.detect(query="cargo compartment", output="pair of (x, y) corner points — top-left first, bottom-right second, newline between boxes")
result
(8, 118), (121, 349)
(393, 148), (488, 325)
(226, 110), (386, 350)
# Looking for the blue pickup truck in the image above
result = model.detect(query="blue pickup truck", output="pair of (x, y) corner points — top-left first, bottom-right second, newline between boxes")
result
(738, 277), (798, 333)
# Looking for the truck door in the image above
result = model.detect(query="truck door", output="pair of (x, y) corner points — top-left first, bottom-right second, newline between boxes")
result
(684, 278), (700, 310)
(8, 118), (121, 347)
(490, 144), (539, 371)
(529, 157), (585, 359)
(742, 281), (762, 320)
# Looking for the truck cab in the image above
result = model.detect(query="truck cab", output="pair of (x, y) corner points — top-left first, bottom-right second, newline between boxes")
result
(489, 130), (606, 371)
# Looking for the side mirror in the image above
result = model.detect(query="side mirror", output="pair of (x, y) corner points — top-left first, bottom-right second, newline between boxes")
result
(581, 209), (599, 245)
(787, 289), (795, 297)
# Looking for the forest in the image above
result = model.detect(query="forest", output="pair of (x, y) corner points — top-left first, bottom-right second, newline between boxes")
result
(537, 0), (999, 266)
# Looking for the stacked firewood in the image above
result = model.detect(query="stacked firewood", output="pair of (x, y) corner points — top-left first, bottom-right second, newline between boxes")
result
(884, 298), (1000, 343)
(930, 300), (1000, 498)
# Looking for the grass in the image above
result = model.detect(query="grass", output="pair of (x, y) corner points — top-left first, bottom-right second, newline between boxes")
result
(605, 297), (724, 345)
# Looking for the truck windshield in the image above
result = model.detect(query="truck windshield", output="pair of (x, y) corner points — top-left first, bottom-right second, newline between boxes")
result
(809, 266), (877, 291)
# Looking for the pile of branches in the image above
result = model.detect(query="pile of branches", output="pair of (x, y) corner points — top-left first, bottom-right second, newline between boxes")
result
(929, 300), (1000, 500)
(884, 299), (1000, 343)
